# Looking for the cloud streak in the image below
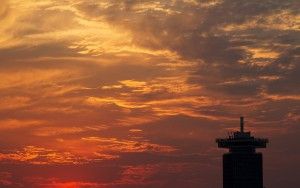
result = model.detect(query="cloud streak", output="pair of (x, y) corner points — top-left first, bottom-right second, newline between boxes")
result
(0, 0), (299, 187)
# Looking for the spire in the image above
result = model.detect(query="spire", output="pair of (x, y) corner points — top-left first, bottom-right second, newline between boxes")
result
(240, 116), (244, 133)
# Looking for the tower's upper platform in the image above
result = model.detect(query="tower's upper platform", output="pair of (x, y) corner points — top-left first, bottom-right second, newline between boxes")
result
(216, 117), (268, 152)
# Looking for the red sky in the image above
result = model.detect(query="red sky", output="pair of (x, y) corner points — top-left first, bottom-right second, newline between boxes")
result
(0, 0), (299, 187)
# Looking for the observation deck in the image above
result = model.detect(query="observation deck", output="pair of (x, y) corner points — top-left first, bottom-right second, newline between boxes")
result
(216, 117), (268, 153)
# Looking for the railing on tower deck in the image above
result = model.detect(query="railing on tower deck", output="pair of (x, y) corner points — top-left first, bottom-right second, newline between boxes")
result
(216, 137), (269, 148)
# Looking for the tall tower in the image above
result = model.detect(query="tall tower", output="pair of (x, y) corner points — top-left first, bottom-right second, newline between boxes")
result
(216, 117), (268, 188)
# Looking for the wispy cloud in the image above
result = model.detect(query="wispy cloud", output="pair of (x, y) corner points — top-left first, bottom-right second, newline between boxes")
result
(0, 0), (299, 187)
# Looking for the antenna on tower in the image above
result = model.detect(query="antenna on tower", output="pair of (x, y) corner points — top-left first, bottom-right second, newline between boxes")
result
(240, 116), (244, 133)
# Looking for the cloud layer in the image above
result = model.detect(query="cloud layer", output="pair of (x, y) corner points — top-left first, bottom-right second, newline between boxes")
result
(0, 0), (299, 187)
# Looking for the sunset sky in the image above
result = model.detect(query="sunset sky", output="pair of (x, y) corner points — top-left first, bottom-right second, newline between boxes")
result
(0, 0), (299, 187)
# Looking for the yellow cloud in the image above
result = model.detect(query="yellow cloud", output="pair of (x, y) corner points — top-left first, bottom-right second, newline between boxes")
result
(247, 47), (280, 59)
(85, 97), (148, 109)
(119, 80), (147, 88)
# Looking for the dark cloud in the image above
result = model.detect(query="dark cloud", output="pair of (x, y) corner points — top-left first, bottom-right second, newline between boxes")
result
(200, 0), (298, 29)
(75, 0), (299, 98)
(265, 47), (300, 95)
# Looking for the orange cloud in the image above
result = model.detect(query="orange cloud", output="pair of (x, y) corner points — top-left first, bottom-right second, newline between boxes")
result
(81, 136), (177, 153)
(0, 119), (44, 130)
(0, 146), (86, 165)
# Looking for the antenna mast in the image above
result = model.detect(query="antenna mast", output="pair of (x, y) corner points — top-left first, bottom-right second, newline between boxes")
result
(240, 116), (244, 133)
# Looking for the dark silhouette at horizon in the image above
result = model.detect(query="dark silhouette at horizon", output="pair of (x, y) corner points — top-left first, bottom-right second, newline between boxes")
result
(216, 117), (268, 188)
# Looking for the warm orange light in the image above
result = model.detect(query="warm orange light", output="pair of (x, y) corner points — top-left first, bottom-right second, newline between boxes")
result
(44, 181), (100, 188)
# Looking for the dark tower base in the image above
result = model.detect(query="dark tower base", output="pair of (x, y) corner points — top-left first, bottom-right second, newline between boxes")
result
(223, 153), (263, 188)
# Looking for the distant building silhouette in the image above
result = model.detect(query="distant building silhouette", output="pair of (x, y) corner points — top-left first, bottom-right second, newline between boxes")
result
(216, 117), (268, 188)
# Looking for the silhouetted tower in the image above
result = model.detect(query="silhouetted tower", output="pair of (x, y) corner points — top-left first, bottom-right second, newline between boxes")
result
(216, 117), (268, 188)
